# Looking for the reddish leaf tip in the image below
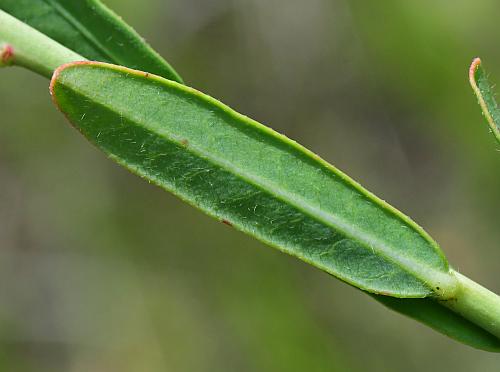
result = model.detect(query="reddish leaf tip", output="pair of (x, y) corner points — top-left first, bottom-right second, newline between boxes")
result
(50, 61), (93, 96)
(469, 57), (482, 84)
(49, 61), (96, 113)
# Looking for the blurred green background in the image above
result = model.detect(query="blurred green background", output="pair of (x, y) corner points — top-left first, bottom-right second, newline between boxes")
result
(1, 0), (500, 371)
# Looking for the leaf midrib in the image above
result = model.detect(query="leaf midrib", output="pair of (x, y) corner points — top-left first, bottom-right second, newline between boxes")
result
(43, 0), (117, 63)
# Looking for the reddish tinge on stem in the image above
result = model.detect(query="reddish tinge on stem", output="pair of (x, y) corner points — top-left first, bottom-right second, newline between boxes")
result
(0, 44), (14, 66)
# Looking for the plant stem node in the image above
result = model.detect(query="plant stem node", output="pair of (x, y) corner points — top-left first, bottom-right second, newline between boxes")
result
(0, 43), (14, 66)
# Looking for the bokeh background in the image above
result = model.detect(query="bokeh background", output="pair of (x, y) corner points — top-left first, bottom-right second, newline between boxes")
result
(1, 0), (500, 371)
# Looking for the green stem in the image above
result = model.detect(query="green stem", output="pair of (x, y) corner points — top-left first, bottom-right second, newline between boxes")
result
(442, 270), (500, 339)
(0, 9), (85, 78)
(1, 5), (500, 346)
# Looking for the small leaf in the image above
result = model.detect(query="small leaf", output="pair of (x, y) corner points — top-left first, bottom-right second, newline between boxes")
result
(469, 58), (500, 145)
(373, 295), (500, 352)
(0, 0), (182, 82)
(50, 61), (457, 300)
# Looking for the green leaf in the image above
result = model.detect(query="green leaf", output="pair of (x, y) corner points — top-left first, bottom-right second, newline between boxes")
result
(373, 295), (500, 352)
(469, 58), (500, 145)
(49, 61), (457, 299)
(0, 0), (182, 82)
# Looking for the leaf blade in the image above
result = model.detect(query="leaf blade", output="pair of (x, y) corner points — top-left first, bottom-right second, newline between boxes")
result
(50, 61), (457, 298)
(0, 0), (182, 82)
(469, 58), (500, 145)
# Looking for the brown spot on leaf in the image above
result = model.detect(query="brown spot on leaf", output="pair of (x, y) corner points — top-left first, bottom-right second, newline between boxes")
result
(221, 219), (233, 227)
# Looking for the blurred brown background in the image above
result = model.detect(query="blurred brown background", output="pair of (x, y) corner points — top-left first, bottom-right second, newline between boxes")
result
(1, 0), (500, 371)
